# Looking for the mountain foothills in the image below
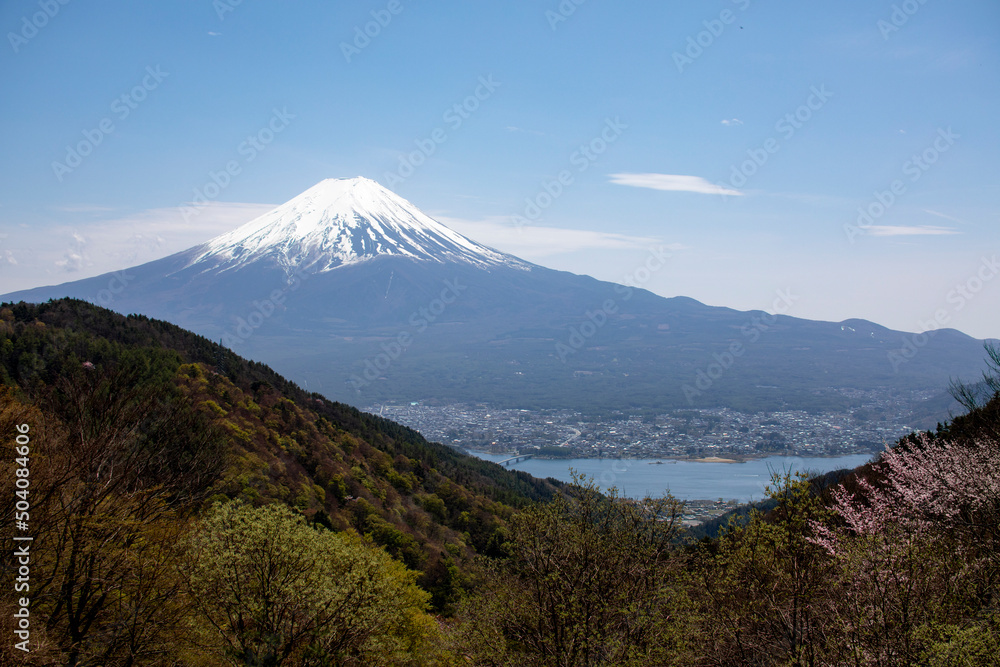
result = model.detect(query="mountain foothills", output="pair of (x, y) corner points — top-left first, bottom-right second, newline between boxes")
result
(1, 300), (999, 665)
(0, 300), (560, 663)
(0, 177), (988, 416)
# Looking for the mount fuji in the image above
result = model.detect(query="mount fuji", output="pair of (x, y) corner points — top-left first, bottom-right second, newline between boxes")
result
(2, 177), (988, 416)
(187, 177), (525, 274)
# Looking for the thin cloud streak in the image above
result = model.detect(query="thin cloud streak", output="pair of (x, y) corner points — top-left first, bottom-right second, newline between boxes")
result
(434, 214), (684, 260)
(922, 209), (966, 225)
(609, 173), (743, 196)
(866, 225), (960, 237)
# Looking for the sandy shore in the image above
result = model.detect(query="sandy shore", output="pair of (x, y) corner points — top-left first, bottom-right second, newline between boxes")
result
(692, 456), (739, 463)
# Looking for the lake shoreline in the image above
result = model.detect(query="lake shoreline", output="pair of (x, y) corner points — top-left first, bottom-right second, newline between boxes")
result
(464, 451), (875, 502)
(465, 449), (876, 464)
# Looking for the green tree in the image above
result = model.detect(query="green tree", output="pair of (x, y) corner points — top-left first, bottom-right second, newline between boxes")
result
(0, 363), (226, 666)
(696, 471), (837, 666)
(183, 502), (446, 666)
(456, 474), (693, 666)
(917, 615), (1000, 667)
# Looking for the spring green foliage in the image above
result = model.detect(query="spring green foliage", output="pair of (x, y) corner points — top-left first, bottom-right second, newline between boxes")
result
(183, 502), (444, 666)
(917, 618), (1000, 667)
(694, 472), (837, 665)
(456, 474), (695, 666)
(0, 359), (225, 665)
(0, 299), (560, 619)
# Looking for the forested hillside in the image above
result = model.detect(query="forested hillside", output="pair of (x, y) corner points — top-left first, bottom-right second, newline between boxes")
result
(0, 299), (559, 664)
(1, 298), (996, 665)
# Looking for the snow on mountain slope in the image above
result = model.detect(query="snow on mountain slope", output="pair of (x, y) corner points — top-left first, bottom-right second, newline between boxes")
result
(185, 177), (526, 275)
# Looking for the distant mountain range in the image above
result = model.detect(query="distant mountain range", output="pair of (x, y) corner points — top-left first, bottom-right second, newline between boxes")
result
(2, 177), (989, 416)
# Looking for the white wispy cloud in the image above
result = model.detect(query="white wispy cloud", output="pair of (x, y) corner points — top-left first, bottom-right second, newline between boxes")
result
(866, 225), (960, 237)
(609, 173), (743, 196)
(721, 118), (743, 126)
(0, 201), (274, 292)
(922, 209), (965, 224)
(433, 214), (684, 260)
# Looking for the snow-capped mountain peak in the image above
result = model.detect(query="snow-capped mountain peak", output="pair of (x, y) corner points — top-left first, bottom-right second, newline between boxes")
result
(188, 177), (522, 273)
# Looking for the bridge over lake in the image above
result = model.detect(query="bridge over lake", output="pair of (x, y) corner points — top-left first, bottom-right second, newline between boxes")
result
(495, 453), (534, 466)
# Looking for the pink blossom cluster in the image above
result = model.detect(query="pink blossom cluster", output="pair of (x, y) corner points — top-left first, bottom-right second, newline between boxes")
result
(813, 435), (1000, 552)
(808, 434), (1000, 662)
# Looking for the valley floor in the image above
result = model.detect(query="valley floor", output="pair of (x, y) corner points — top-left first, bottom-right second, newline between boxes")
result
(368, 389), (929, 461)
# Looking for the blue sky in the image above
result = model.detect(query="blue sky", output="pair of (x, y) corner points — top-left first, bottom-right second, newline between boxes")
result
(1, 0), (998, 338)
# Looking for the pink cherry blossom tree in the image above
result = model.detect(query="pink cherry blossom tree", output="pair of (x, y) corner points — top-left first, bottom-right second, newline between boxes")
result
(811, 434), (1000, 664)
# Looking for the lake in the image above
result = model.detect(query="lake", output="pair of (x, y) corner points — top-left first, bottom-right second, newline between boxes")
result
(468, 452), (874, 502)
